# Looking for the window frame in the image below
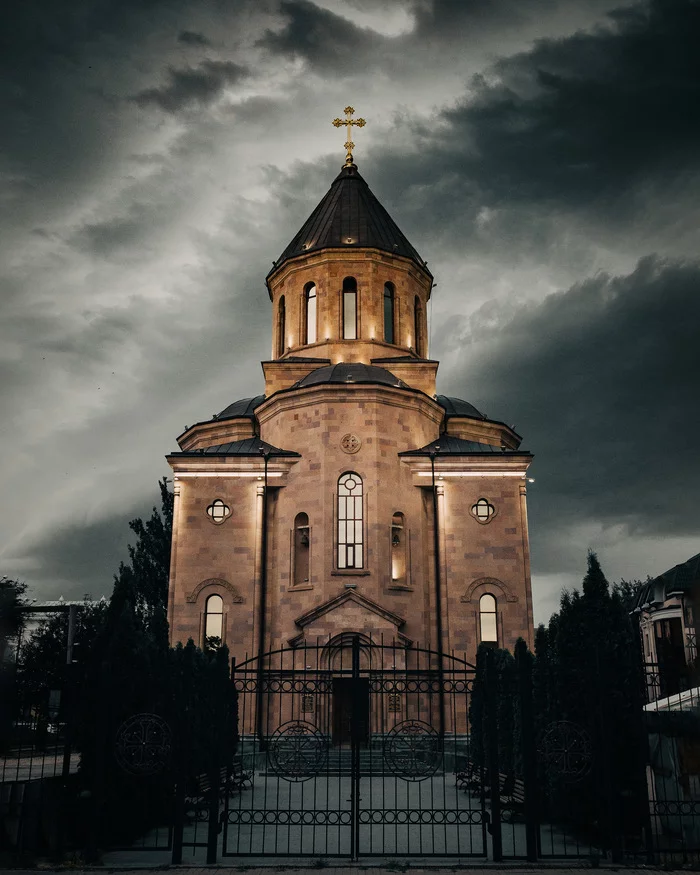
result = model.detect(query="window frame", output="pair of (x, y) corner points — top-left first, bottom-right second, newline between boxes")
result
(206, 498), (231, 525)
(383, 282), (395, 344)
(304, 282), (317, 345)
(342, 277), (358, 340)
(479, 593), (498, 647)
(414, 295), (422, 356)
(293, 511), (311, 586)
(277, 295), (286, 357)
(337, 472), (364, 569)
(471, 497), (497, 525)
(204, 593), (224, 647)
(390, 511), (408, 586)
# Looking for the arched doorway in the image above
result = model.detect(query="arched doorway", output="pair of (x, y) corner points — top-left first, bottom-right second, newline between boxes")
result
(323, 633), (372, 746)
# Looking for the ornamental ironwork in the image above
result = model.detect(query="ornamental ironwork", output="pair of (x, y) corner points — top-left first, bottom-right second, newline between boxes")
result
(114, 713), (172, 776)
(383, 720), (441, 781)
(538, 720), (592, 782)
(268, 720), (327, 782)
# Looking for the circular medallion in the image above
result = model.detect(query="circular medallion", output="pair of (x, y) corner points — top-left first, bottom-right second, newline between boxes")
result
(268, 720), (327, 782)
(383, 720), (441, 781)
(538, 720), (592, 782)
(114, 713), (172, 776)
(340, 433), (362, 454)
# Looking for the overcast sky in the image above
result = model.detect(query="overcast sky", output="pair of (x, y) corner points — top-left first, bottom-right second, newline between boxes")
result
(2, 0), (699, 624)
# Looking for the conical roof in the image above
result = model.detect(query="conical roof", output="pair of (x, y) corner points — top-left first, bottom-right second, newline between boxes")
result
(268, 163), (430, 279)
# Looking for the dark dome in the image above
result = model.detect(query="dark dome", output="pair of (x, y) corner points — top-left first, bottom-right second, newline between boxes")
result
(269, 163), (430, 279)
(436, 395), (484, 419)
(216, 395), (265, 420)
(295, 363), (407, 389)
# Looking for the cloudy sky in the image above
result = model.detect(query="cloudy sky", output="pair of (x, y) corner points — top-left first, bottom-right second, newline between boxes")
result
(2, 0), (699, 623)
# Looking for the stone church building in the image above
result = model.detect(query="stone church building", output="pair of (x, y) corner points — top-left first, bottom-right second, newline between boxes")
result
(166, 154), (535, 668)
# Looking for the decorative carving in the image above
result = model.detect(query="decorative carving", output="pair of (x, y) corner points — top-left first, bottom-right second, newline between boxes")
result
(186, 578), (244, 604)
(538, 720), (592, 782)
(340, 433), (362, 454)
(388, 692), (402, 712)
(462, 577), (518, 604)
(383, 720), (441, 781)
(115, 713), (172, 776)
(268, 721), (327, 782)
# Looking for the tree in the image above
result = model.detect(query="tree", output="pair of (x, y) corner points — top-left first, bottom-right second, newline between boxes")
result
(0, 576), (27, 663)
(0, 577), (27, 752)
(76, 479), (174, 767)
(540, 552), (647, 852)
(612, 578), (647, 614)
(114, 476), (173, 624)
(71, 479), (184, 847)
(17, 598), (107, 697)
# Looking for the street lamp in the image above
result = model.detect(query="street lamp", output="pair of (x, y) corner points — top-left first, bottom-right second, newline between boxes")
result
(429, 445), (446, 740)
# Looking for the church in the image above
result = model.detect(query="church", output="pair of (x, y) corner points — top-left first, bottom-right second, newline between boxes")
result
(165, 111), (535, 670)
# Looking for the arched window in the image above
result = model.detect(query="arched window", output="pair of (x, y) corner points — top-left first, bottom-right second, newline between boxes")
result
(293, 512), (310, 585)
(479, 594), (498, 647)
(277, 295), (286, 358)
(337, 472), (363, 568)
(391, 511), (406, 584)
(342, 277), (357, 340)
(305, 283), (317, 344)
(414, 295), (423, 356)
(383, 282), (395, 344)
(204, 594), (224, 648)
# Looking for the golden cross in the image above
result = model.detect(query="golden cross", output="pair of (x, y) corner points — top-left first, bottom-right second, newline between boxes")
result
(332, 106), (366, 167)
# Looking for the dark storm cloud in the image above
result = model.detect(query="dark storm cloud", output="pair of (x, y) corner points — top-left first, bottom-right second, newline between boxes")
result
(257, 0), (385, 73)
(9, 510), (149, 601)
(445, 255), (700, 569)
(79, 216), (149, 256)
(411, 0), (544, 33)
(177, 29), (211, 46)
(132, 59), (249, 112)
(257, 0), (615, 77)
(449, 0), (700, 205)
(363, 0), (700, 253)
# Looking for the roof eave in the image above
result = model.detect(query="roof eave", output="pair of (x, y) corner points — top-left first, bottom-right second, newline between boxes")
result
(265, 246), (434, 287)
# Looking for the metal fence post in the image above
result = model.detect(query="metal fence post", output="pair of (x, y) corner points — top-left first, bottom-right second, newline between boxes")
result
(171, 717), (185, 865)
(485, 649), (502, 862)
(516, 644), (538, 862)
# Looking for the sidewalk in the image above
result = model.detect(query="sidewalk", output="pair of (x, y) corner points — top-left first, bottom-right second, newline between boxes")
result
(0, 866), (673, 874)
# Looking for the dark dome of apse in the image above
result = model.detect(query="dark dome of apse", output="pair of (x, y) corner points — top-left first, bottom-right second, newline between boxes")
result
(295, 363), (408, 389)
(436, 395), (485, 419)
(215, 395), (265, 420)
(269, 164), (430, 279)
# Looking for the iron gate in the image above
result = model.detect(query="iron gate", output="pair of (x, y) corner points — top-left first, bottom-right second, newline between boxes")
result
(223, 636), (486, 858)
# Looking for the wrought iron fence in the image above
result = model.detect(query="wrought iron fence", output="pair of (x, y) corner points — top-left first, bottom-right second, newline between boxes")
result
(640, 661), (700, 864)
(6, 648), (700, 865)
(0, 683), (82, 858)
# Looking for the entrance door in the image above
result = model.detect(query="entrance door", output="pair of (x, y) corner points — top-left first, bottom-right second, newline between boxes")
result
(333, 678), (369, 746)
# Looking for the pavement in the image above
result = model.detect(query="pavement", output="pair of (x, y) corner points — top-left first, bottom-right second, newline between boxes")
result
(0, 866), (678, 874)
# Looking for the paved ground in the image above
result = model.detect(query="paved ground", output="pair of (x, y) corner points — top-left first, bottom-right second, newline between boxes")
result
(0, 867), (675, 874)
(94, 773), (587, 866)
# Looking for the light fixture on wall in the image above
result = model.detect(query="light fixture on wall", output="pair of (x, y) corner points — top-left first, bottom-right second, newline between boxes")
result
(300, 530), (309, 546)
